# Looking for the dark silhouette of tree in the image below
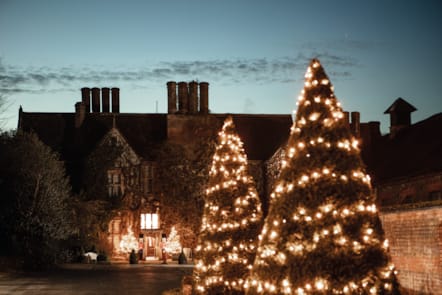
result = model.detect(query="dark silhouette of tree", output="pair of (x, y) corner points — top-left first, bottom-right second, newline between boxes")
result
(246, 59), (400, 294)
(0, 94), (8, 130)
(0, 131), (75, 269)
(194, 117), (263, 295)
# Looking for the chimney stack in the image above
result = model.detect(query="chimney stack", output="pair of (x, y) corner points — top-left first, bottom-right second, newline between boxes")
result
(91, 87), (100, 113)
(178, 82), (188, 114)
(167, 81), (177, 114)
(188, 81), (198, 114)
(384, 98), (417, 137)
(75, 102), (86, 128)
(343, 111), (350, 127)
(81, 87), (91, 113)
(102, 87), (110, 113)
(351, 111), (360, 136)
(111, 88), (120, 113)
(199, 82), (209, 114)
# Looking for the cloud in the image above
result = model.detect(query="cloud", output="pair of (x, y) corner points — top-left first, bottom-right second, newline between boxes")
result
(0, 54), (358, 94)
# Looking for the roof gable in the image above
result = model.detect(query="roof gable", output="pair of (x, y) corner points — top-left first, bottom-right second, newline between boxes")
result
(98, 127), (142, 166)
(384, 97), (417, 114)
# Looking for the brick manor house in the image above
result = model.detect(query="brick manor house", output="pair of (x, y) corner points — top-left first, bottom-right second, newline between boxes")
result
(18, 82), (441, 293)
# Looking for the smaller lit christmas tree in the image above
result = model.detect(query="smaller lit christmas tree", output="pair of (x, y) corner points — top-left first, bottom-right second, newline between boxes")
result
(165, 226), (182, 255)
(193, 116), (263, 295)
(119, 226), (138, 253)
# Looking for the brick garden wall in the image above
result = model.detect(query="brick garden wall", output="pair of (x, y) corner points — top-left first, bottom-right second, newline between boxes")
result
(380, 207), (442, 294)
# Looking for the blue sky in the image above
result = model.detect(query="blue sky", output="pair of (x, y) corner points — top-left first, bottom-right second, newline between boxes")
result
(1, 0), (441, 132)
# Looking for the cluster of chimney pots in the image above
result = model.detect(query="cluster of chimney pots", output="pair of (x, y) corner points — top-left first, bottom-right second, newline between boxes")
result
(167, 81), (209, 114)
(76, 81), (209, 116)
(77, 87), (120, 113)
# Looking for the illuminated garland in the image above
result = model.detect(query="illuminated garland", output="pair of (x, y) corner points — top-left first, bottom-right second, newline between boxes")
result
(193, 116), (263, 294)
(246, 59), (400, 295)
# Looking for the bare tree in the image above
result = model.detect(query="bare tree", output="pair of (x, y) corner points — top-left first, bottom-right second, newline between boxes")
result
(0, 131), (75, 269)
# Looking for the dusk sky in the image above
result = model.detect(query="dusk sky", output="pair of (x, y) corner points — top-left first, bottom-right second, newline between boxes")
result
(1, 0), (441, 132)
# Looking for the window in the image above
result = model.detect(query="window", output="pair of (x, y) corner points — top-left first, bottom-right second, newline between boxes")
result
(143, 164), (154, 194)
(141, 213), (159, 230)
(108, 169), (123, 197)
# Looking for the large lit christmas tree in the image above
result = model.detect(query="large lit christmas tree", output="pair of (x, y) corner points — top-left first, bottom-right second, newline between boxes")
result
(246, 59), (400, 294)
(194, 116), (263, 294)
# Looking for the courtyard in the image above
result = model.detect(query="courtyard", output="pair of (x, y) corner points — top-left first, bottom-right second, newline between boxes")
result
(0, 263), (193, 295)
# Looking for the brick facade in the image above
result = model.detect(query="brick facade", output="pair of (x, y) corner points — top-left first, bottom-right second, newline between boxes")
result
(377, 173), (442, 207)
(381, 207), (442, 294)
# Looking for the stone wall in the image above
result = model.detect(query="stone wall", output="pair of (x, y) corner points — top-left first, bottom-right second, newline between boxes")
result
(380, 206), (442, 294)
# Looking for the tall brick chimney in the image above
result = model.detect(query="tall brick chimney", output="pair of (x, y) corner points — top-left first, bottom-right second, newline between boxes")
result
(102, 87), (110, 113)
(111, 88), (120, 113)
(188, 81), (198, 114)
(81, 87), (91, 113)
(360, 121), (381, 147)
(199, 82), (209, 114)
(91, 87), (100, 113)
(351, 111), (360, 136)
(178, 82), (188, 114)
(343, 111), (350, 127)
(167, 81), (177, 114)
(75, 102), (86, 128)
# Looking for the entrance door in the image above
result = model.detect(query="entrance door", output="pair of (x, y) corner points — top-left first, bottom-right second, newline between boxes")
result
(145, 236), (156, 258)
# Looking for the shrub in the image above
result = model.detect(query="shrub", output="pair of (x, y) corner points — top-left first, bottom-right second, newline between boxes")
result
(178, 250), (187, 264)
(129, 250), (138, 264)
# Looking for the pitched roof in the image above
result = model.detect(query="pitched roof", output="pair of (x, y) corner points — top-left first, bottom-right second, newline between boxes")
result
(19, 112), (168, 160)
(19, 111), (169, 191)
(364, 113), (442, 185)
(384, 97), (417, 114)
(19, 111), (292, 162)
(215, 114), (292, 160)
(18, 108), (441, 188)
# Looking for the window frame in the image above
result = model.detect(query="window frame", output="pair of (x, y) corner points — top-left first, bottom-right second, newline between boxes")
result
(140, 213), (160, 230)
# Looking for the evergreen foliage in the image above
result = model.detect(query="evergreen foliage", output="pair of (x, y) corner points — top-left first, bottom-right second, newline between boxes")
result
(194, 116), (263, 295)
(246, 59), (400, 294)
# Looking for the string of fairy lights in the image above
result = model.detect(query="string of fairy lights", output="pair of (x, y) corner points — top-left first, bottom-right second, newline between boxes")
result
(192, 59), (398, 295)
(245, 59), (398, 294)
(194, 116), (263, 294)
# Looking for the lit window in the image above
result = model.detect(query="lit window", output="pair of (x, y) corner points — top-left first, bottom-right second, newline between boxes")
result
(141, 213), (159, 230)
